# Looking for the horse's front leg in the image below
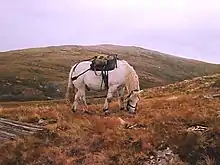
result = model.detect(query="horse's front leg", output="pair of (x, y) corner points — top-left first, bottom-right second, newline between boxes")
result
(103, 93), (112, 115)
(118, 87), (125, 110)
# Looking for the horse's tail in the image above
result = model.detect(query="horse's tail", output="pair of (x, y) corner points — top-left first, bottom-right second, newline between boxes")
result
(65, 65), (76, 105)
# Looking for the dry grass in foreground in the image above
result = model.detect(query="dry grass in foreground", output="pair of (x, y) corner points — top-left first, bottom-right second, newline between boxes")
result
(0, 74), (219, 165)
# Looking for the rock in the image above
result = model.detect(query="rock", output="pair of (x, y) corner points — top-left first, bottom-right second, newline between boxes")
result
(157, 150), (166, 158)
(118, 117), (127, 125)
(6, 82), (12, 86)
(217, 111), (220, 118)
(123, 123), (147, 130)
(144, 147), (181, 165)
(38, 119), (45, 125)
(187, 125), (208, 134)
(204, 95), (214, 99)
(166, 96), (178, 101)
(47, 97), (52, 100)
(213, 94), (220, 98)
(204, 82), (210, 87)
(204, 94), (220, 99)
(38, 118), (57, 125)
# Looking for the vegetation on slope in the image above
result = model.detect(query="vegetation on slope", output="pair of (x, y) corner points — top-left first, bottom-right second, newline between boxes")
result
(0, 74), (219, 165)
(0, 44), (219, 101)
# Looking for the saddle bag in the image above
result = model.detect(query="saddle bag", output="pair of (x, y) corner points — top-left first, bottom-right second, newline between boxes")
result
(90, 54), (118, 71)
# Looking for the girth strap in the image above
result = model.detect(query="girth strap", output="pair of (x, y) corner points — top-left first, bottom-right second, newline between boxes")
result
(71, 68), (90, 81)
(101, 69), (109, 89)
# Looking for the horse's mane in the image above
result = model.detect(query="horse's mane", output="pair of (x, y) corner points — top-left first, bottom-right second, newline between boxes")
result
(122, 61), (140, 93)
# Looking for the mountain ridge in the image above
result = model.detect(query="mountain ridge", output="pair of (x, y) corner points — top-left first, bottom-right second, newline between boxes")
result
(3, 44), (218, 64)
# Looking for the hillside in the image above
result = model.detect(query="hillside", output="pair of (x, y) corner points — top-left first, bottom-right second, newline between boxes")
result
(0, 74), (219, 165)
(0, 44), (219, 101)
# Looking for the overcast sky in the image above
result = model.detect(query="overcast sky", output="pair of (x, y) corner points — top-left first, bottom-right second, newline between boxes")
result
(1, 0), (220, 63)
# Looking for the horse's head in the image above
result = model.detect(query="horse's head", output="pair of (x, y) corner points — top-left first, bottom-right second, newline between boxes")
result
(124, 89), (143, 113)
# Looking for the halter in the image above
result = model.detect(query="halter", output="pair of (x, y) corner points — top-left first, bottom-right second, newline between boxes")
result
(125, 89), (139, 111)
(127, 100), (136, 109)
(124, 89), (139, 100)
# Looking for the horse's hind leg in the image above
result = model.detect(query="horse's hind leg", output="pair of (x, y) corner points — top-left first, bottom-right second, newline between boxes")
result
(72, 87), (81, 112)
(72, 90), (80, 112)
(72, 86), (88, 113)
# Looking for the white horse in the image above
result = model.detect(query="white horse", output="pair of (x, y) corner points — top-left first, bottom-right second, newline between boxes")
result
(65, 59), (143, 114)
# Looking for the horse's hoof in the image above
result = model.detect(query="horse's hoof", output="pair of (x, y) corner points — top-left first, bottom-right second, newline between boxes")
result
(104, 111), (110, 115)
(84, 110), (92, 115)
(129, 111), (136, 115)
(103, 108), (110, 115)
(72, 108), (76, 113)
(120, 107), (125, 111)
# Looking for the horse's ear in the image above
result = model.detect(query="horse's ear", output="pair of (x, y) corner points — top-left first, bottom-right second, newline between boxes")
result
(134, 90), (143, 100)
(133, 90), (144, 95)
(137, 90), (144, 94)
(124, 94), (130, 102)
(138, 90), (144, 94)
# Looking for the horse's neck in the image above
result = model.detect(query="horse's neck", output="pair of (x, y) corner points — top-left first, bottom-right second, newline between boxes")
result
(124, 63), (140, 92)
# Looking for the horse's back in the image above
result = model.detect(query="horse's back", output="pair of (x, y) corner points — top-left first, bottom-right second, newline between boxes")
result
(72, 59), (128, 75)
(70, 59), (131, 90)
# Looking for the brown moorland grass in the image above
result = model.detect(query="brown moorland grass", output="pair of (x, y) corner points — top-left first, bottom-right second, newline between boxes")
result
(0, 74), (219, 165)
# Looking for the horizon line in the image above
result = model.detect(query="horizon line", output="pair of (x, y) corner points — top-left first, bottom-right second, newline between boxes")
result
(1, 43), (219, 65)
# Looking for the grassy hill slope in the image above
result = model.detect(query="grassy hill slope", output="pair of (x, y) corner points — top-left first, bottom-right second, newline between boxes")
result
(0, 74), (219, 165)
(0, 44), (219, 101)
